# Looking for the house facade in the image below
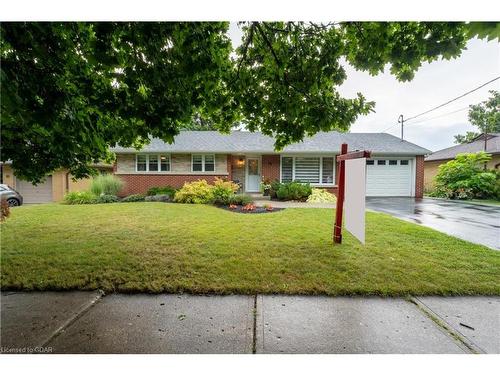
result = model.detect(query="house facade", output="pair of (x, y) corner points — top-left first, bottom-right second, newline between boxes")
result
(424, 133), (500, 191)
(0, 163), (113, 203)
(112, 131), (429, 198)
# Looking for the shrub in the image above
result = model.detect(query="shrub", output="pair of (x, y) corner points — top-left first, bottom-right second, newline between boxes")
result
(64, 191), (97, 205)
(306, 188), (337, 203)
(1, 199), (10, 222)
(269, 180), (282, 199)
(121, 194), (146, 202)
(229, 194), (254, 206)
(94, 194), (119, 204)
(173, 180), (214, 204)
(90, 174), (124, 196)
(276, 182), (312, 201)
(145, 194), (171, 202)
(211, 178), (239, 205)
(147, 186), (176, 197)
(433, 152), (498, 200)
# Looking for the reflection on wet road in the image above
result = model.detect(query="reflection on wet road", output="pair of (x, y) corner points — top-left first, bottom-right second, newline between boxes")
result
(366, 198), (500, 250)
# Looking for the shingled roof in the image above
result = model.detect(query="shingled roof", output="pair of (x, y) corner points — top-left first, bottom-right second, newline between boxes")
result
(425, 133), (500, 162)
(111, 131), (430, 155)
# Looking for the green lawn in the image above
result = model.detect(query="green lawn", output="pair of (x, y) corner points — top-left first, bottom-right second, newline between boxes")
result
(1, 203), (499, 296)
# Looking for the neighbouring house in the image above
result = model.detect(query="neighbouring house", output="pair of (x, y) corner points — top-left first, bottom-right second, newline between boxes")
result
(111, 131), (429, 198)
(424, 133), (500, 191)
(0, 162), (113, 203)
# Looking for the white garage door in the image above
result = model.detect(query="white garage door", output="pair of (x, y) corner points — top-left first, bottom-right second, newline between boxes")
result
(16, 176), (53, 203)
(366, 159), (412, 197)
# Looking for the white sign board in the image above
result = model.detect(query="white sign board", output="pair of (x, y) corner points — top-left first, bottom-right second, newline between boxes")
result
(344, 158), (366, 244)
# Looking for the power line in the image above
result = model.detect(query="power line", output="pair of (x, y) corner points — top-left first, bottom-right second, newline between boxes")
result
(405, 106), (470, 126)
(404, 76), (500, 122)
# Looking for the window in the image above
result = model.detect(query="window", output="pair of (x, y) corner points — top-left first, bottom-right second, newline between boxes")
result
(366, 160), (375, 165)
(160, 155), (170, 171)
(389, 160), (398, 165)
(136, 155), (147, 171)
(191, 154), (216, 172)
(400, 160), (409, 165)
(281, 156), (335, 185)
(149, 155), (158, 171)
(377, 160), (386, 165)
(136, 154), (170, 172)
(322, 157), (334, 184)
(281, 157), (293, 182)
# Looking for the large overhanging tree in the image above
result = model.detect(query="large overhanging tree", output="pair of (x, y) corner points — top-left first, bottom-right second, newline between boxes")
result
(1, 22), (498, 182)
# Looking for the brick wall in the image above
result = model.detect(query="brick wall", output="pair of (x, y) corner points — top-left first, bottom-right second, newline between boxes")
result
(415, 155), (424, 198)
(118, 174), (228, 196)
(261, 154), (280, 182)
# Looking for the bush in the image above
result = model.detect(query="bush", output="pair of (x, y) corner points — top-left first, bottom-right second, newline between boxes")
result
(211, 178), (239, 205)
(145, 194), (171, 202)
(173, 180), (214, 204)
(1, 199), (10, 222)
(64, 191), (97, 205)
(276, 182), (312, 201)
(147, 186), (176, 197)
(306, 188), (337, 203)
(269, 180), (282, 199)
(121, 194), (146, 202)
(432, 152), (498, 200)
(94, 194), (119, 204)
(229, 194), (254, 206)
(90, 174), (124, 196)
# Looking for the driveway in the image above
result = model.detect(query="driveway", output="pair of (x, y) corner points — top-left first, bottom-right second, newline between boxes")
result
(366, 197), (500, 250)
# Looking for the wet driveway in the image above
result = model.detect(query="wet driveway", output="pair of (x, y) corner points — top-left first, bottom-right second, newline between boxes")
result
(366, 198), (500, 250)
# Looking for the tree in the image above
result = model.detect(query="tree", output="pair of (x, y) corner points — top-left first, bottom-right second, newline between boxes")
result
(1, 22), (498, 182)
(431, 152), (498, 200)
(454, 90), (500, 144)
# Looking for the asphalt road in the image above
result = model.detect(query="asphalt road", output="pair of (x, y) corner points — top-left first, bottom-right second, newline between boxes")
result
(366, 198), (500, 250)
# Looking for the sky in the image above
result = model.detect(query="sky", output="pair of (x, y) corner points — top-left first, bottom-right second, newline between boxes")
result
(228, 23), (500, 152)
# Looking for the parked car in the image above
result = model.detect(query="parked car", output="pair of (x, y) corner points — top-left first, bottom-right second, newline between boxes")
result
(0, 184), (23, 206)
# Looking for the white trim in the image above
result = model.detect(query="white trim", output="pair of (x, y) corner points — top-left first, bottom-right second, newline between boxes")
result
(280, 154), (336, 187)
(191, 153), (216, 172)
(135, 154), (171, 172)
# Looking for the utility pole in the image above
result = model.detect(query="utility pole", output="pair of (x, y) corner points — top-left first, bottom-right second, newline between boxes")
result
(398, 114), (404, 141)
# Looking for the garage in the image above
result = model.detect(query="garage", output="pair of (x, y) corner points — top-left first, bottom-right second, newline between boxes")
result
(366, 159), (413, 197)
(16, 176), (53, 203)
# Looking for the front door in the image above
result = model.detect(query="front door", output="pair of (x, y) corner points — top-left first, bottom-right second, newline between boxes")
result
(246, 157), (261, 192)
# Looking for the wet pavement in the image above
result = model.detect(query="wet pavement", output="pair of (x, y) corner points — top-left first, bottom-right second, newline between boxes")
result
(366, 197), (500, 250)
(2, 292), (499, 354)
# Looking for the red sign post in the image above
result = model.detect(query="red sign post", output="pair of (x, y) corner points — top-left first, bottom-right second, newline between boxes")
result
(333, 143), (371, 244)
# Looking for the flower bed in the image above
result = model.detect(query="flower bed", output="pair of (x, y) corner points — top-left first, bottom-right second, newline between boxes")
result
(218, 204), (285, 214)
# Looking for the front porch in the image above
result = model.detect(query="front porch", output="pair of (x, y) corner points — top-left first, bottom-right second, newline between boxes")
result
(228, 154), (280, 194)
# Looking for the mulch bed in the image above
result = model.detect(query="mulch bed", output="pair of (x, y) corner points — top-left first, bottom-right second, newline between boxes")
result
(217, 205), (286, 214)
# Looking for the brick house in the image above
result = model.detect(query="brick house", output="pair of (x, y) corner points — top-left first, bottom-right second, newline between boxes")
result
(112, 131), (429, 198)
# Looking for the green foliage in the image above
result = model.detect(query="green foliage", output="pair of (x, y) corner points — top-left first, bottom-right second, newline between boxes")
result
(147, 186), (177, 197)
(269, 180), (282, 199)
(455, 91), (500, 144)
(211, 178), (239, 205)
(306, 188), (337, 203)
(94, 194), (119, 204)
(145, 194), (171, 202)
(90, 174), (124, 196)
(2, 22), (495, 181)
(276, 182), (313, 201)
(229, 194), (254, 206)
(432, 152), (498, 199)
(121, 194), (146, 202)
(173, 180), (214, 204)
(63, 191), (97, 205)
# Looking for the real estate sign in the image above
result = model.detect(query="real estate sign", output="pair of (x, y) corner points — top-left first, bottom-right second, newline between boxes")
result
(344, 158), (367, 244)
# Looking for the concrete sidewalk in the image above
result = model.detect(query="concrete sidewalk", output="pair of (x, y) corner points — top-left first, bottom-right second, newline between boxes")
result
(1, 292), (498, 354)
